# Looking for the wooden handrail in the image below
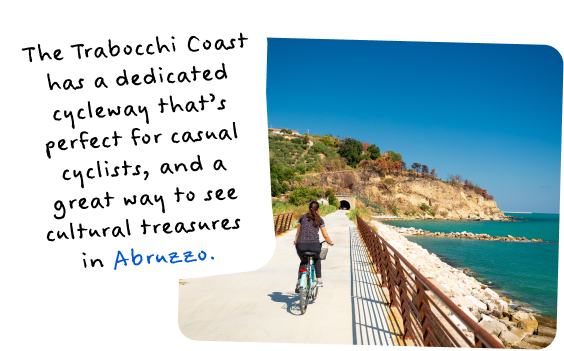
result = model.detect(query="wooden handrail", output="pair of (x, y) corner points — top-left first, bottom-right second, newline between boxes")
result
(356, 215), (504, 348)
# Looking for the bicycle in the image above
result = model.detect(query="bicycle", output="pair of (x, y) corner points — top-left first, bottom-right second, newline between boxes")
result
(297, 241), (328, 314)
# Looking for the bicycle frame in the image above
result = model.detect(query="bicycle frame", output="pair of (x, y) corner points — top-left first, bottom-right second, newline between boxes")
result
(299, 256), (316, 295)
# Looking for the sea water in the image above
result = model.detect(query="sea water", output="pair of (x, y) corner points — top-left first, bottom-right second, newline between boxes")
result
(383, 213), (559, 318)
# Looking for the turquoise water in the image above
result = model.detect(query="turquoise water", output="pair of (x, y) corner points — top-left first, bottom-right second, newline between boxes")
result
(383, 213), (559, 318)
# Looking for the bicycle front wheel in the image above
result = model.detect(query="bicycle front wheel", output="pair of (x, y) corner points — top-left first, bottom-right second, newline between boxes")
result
(299, 274), (310, 314)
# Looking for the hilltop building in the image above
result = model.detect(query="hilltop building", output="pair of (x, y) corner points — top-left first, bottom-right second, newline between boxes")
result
(268, 128), (300, 136)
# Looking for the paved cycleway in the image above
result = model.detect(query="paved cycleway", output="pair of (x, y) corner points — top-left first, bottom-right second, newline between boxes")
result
(178, 210), (406, 345)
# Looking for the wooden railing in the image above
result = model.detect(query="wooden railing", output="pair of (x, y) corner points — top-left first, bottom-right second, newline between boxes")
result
(356, 215), (504, 348)
(273, 213), (293, 235)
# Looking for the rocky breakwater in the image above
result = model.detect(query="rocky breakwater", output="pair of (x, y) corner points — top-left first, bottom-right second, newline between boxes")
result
(390, 226), (543, 242)
(371, 221), (555, 349)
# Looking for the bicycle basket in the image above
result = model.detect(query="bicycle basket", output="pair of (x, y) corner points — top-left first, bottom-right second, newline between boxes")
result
(319, 241), (329, 260)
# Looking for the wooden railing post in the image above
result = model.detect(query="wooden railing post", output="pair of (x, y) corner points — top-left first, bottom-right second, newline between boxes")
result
(274, 214), (282, 235)
(396, 259), (412, 340)
(286, 213), (293, 232)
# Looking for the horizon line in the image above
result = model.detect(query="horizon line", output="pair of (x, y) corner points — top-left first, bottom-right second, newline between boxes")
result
(502, 211), (560, 214)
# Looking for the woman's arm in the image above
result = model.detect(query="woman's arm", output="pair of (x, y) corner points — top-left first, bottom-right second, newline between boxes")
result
(320, 226), (334, 246)
(294, 224), (300, 245)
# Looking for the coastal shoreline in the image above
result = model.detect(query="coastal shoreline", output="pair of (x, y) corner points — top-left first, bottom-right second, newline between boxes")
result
(380, 221), (552, 315)
(370, 220), (556, 347)
(386, 224), (543, 243)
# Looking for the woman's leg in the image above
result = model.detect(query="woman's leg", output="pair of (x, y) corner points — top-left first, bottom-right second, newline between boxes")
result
(313, 257), (321, 279)
(295, 244), (309, 280)
(306, 242), (322, 279)
(315, 242), (323, 280)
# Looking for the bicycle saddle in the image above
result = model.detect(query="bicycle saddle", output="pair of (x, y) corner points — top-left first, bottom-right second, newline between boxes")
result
(303, 252), (318, 257)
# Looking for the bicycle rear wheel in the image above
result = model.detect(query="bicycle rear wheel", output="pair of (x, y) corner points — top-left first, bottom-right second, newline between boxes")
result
(312, 284), (319, 301)
(299, 274), (310, 314)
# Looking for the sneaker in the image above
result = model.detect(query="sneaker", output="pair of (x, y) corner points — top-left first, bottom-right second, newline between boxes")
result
(317, 281), (324, 287)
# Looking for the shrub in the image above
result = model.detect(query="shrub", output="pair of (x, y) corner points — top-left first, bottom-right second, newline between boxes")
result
(419, 203), (430, 211)
(348, 208), (373, 224)
(287, 186), (324, 206)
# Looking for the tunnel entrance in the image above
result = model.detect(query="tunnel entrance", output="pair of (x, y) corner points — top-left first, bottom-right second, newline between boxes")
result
(339, 200), (351, 210)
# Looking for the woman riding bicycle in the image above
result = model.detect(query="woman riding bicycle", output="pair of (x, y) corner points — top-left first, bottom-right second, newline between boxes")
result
(294, 201), (334, 292)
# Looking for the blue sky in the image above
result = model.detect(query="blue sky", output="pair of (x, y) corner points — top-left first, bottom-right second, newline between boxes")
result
(266, 39), (562, 214)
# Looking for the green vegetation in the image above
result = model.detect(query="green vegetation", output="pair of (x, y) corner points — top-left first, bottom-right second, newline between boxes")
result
(367, 144), (381, 160)
(338, 138), (367, 167)
(347, 208), (373, 224)
(357, 196), (384, 213)
(287, 186), (324, 206)
(268, 129), (495, 207)
(272, 200), (337, 227)
(325, 188), (339, 208)
(384, 150), (402, 162)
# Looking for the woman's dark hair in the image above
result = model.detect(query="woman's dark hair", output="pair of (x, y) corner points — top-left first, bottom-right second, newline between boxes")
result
(306, 201), (322, 227)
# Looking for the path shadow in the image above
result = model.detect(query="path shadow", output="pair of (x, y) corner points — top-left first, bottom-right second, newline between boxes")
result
(267, 291), (315, 316)
(349, 227), (406, 346)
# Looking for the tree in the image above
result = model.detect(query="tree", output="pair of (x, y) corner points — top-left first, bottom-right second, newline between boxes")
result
(449, 174), (463, 185)
(367, 144), (381, 160)
(280, 128), (293, 135)
(338, 137), (364, 167)
(375, 158), (389, 176)
(386, 150), (403, 162)
(431, 169), (436, 178)
(421, 165), (429, 176)
(390, 160), (403, 175)
(287, 186), (324, 206)
(411, 163), (421, 174)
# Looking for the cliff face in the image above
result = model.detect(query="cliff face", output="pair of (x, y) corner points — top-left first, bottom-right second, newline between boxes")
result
(314, 172), (507, 220)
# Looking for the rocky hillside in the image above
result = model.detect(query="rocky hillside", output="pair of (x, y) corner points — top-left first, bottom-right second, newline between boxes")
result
(304, 171), (507, 220)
